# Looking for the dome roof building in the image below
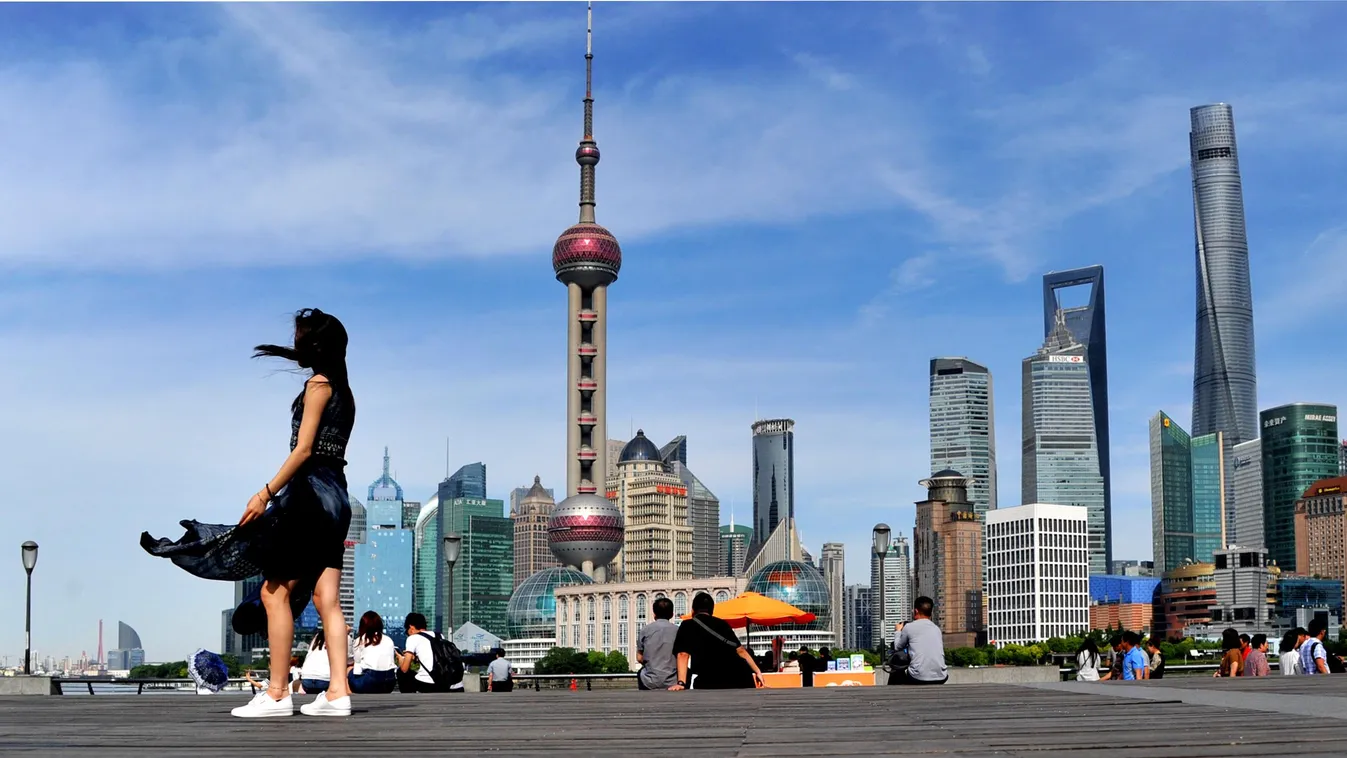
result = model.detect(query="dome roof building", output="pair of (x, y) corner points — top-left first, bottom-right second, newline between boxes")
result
(746, 560), (832, 632)
(618, 430), (662, 465)
(507, 566), (595, 639)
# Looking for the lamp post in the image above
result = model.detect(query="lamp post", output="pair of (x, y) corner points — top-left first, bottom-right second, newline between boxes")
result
(872, 524), (890, 653)
(443, 534), (462, 637)
(21, 542), (38, 676)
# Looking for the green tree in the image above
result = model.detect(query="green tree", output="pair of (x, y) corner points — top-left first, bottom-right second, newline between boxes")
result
(534, 647), (599, 675)
(603, 650), (631, 674)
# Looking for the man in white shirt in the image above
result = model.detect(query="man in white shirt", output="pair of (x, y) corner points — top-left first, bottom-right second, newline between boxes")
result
(486, 649), (513, 693)
(396, 613), (460, 693)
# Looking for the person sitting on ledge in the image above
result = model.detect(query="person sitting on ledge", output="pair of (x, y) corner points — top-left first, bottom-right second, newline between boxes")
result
(888, 596), (947, 685)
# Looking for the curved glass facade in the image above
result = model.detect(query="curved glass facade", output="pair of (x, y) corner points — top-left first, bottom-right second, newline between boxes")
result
(746, 560), (831, 632)
(1190, 104), (1258, 451)
(506, 566), (594, 639)
(1261, 404), (1339, 571)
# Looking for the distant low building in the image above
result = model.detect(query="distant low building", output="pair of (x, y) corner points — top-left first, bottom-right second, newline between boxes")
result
(1157, 562), (1215, 640)
(1088, 575), (1161, 633)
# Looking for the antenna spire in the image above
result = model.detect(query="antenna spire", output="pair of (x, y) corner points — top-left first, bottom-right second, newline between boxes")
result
(575, 1), (600, 224)
(383, 446), (390, 478)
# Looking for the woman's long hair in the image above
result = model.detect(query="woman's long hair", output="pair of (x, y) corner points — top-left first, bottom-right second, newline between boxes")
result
(1221, 627), (1241, 652)
(310, 630), (327, 652)
(1077, 637), (1099, 665)
(1279, 629), (1301, 654)
(357, 611), (383, 647)
(254, 308), (353, 410)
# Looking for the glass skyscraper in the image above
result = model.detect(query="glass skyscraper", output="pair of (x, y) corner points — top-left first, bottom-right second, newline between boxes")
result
(1022, 314), (1107, 575)
(1190, 104), (1258, 535)
(435, 477), (513, 636)
(412, 497), (439, 622)
(1260, 403), (1339, 571)
(1231, 439), (1263, 548)
(1043, 266), (1110, 563)
(750, 419), (794, 556)
(929, 358), (996, 518)
(444, 462), (487, 500)
(355, 449), (415, 648)
(1149, 412), (1226, 573)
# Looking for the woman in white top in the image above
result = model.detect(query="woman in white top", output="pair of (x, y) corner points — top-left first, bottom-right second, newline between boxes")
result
(1278, 629), (1303, 676)
(349, 611), (398, 694)
(299, 630), (333, 693)
(1075, 638), (1101, 682)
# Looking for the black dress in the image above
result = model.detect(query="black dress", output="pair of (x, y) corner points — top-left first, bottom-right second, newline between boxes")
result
(141, 381), (355, 635)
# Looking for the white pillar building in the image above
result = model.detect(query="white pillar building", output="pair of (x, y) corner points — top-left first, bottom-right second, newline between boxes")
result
(985, 503), (1090, 646)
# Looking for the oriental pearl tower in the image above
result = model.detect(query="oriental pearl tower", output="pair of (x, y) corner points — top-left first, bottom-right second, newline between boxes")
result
(547, 2), (624, 582)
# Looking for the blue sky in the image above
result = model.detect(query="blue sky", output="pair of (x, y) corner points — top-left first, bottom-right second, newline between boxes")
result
(2, 2), (1346, 664)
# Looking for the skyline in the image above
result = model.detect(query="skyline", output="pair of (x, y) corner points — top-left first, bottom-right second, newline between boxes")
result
(3, 2), (1347, 661)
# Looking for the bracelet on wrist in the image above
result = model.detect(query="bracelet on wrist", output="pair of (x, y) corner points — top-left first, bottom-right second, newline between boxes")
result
(264, 483), (276, 501)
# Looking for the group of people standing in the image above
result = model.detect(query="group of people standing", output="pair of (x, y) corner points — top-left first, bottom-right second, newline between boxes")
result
(1074, 617), (1339, 681)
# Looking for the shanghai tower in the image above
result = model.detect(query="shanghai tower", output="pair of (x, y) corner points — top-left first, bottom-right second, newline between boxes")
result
(1190, 104), (1257, 525)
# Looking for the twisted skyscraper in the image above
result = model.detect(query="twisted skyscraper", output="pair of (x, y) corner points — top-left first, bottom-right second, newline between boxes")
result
(1190, 105), (1258, 478)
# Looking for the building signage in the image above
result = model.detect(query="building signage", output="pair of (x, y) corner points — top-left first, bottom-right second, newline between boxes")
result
(1304, 414), (1337, 423)
(1047, 355), (1084, 363)
(1264, 416), (1287, 429)
(1233, 457), (1252, 470)
(1315, 485), (1342, 496)
(752, 419), (795, 435)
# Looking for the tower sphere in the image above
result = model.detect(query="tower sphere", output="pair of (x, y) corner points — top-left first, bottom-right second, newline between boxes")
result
(548, 492), (624, 569)
(553, 222), (621, 288)
(576, 143), (600, 166)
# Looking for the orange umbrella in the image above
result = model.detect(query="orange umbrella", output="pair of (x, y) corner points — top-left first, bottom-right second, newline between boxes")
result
(681, 591), (816, 628)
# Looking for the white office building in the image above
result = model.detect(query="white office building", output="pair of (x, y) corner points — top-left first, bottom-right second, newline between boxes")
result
(1231, 439), (1263, 548)
(870, 536), (912, 649)
(985, 503), (1090, 646)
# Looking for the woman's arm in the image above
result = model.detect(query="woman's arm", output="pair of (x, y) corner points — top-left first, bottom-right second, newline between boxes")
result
(240, 378), (333, 525)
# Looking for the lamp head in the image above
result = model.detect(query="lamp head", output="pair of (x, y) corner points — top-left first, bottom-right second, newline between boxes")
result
(21, 541), (38, 573)
(871, 524), (891, 556)
(443, 534), (463, 567)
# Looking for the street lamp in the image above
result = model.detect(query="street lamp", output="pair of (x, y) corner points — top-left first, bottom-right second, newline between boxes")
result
(872, 524), (890, 653)
(443, 534), (462, 636)
(21, 542), (38, 676)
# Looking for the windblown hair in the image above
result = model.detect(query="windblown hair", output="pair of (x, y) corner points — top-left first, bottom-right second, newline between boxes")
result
(254, 308), (353, 410)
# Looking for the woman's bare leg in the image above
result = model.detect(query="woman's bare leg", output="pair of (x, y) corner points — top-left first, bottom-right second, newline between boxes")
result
(261, 578), (298, 700)
(314, 567), (350, 699)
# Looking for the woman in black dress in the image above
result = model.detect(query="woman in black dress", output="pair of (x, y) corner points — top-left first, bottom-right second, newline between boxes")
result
(142, 309), (356, 717)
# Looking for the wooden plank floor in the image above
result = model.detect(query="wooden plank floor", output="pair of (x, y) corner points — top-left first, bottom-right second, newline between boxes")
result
(3, 677), (1346, 756)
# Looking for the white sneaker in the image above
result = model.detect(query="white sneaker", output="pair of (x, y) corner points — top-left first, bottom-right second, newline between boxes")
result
(300, 693), (351, 717)
(231, 691), (294, 718)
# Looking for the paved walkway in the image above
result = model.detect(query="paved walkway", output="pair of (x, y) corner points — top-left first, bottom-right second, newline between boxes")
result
(3, 676), (1346, 756)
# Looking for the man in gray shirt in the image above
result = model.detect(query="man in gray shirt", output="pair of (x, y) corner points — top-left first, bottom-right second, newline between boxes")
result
(637, 597), (679, 690)
(889, 596), (948, 685)
(486, 649), (513, 692)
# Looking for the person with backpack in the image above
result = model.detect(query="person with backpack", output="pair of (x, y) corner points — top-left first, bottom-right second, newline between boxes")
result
(1299, 619), (1333, 676)
(397, 613), (465, 693)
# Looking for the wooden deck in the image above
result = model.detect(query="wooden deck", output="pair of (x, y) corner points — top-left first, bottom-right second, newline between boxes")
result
(3, 676), (1346, 756)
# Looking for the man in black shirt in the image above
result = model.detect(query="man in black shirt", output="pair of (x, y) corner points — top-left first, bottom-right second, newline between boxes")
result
(671, 593), (765, 690)
(797, 646), (821, 687)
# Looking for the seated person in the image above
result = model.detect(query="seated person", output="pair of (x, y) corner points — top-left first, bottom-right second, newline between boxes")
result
(348, 611), (398, 694)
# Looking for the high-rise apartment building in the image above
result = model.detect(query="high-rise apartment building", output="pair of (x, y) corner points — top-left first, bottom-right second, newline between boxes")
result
(914, 472), (983, 648)
(1295, 476), (1347, 584)
(1023, 311), (1108, 574)
(355, 450), (415, 647)
(821, 543), (845, 647)
(929, 358), (996, 517)
(870, 537), (911, 649)
(1190, 105), (1259, 452)
(720, 522), (753, 577)
(1232, 439), (1263, 548)
(843, 584), (872, 651)
(1150, 412), (1225, 573)
(512, 476), (559, 588)
(661, 435), (721, 579)
(985, 503), (1090, 645)
(749, 419), (794, 562)
(607, 430), (693, 582)
(339, 495), (367, 628)
(1043, 266), (1111, 551)
(1261, 404), (1339, 572)
(412, 497), (439, 622)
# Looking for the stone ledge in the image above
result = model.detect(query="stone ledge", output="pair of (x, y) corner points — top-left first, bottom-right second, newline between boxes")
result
(874, 665), (1061, 686)
(0, 676), (59, 696)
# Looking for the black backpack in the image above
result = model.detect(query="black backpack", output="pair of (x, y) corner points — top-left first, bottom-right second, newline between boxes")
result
(416, 632), (465, 687)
